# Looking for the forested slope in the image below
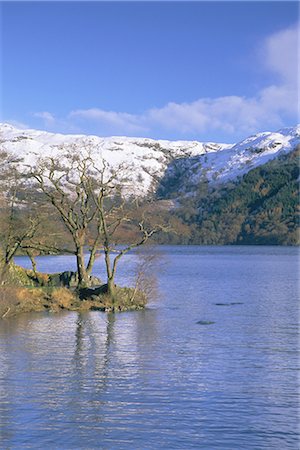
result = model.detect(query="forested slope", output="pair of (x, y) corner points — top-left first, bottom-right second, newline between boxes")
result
(167, 147), (299, 245)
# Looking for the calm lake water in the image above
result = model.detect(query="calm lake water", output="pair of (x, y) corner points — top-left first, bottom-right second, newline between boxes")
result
(0, 246), (299, 449)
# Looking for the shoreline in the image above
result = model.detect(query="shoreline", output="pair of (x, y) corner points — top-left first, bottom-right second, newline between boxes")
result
(0, 284), (147, 319)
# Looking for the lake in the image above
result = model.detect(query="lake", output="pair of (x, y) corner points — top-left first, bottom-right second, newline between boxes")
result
(0, 246), (299, 449)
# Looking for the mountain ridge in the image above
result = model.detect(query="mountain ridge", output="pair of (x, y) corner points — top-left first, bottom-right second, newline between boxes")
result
(0, 123), (299, 196)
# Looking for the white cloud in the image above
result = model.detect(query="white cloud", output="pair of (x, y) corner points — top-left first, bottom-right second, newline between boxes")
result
(69, 108), (146, 133)
(145, 24), (298, 136)
(145, 82), (297, 136)
(32, 24), (298, 139)
(33, 111), (56, 124)
(263, 24), (298, 86)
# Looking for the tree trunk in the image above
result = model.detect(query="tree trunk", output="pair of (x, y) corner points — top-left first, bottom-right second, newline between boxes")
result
(107, 277), (117, 307)
(27, 252), (37, 276)
(86, 245), (97, 276)
(76, 244), (89, 288)
(104, 249), (117, 308)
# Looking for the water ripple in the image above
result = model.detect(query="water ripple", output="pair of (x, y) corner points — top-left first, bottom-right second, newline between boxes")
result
(1, 246), (299, 449)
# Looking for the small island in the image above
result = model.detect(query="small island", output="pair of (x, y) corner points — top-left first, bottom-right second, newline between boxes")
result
(0, 263), (148, 318)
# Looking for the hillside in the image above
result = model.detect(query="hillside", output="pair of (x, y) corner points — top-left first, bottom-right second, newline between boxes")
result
(0, 123), (299, 245)
(169, 148), (299, 245)
(0, 123), (299, 196)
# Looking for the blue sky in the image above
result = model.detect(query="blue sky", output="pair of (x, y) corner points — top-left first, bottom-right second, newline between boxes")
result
(1, 1), (298, 142)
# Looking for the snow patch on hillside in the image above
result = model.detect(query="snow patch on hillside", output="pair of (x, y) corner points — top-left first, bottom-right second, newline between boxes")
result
(0, 123), (299, 195)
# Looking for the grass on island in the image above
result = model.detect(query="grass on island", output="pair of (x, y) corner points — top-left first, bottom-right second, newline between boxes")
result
(0, 264), (147, 319)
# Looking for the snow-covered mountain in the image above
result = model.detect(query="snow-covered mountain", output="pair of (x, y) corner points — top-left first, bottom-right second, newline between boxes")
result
(0, 123), (299, 196)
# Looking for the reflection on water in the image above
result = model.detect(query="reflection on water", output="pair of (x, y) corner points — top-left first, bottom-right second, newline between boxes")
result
(0, 246), (299, 449)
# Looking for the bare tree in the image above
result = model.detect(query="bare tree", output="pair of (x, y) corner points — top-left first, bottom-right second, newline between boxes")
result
(130, 246), (162, 304)
(87, 160), (170, 304)
(30, 144), (171, 300)
(1, 139), (179, 303)
(29, 146), (102, 287)
(0, 152), (41, 282)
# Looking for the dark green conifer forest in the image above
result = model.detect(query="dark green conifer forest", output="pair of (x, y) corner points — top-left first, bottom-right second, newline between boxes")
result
(157, 147), (299, 245)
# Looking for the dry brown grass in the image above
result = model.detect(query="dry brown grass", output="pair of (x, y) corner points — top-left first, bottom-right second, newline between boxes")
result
(16, 288), (44, 303)
(50, 287), (77, 309)
(0, 283), (147, 319)
(14, 288), (46, 314)
(0, 286), (77, 317)
(36, 273), (50, 285)
(0, 286), (46, 318)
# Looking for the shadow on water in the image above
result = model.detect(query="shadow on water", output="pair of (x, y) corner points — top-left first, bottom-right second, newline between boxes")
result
(214, 302), (244, 306)
(72, 312), (116, 393)
(196, 320), (215, 325)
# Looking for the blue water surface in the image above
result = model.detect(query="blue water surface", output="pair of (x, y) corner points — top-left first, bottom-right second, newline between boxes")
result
(0, 246), (299, 449)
